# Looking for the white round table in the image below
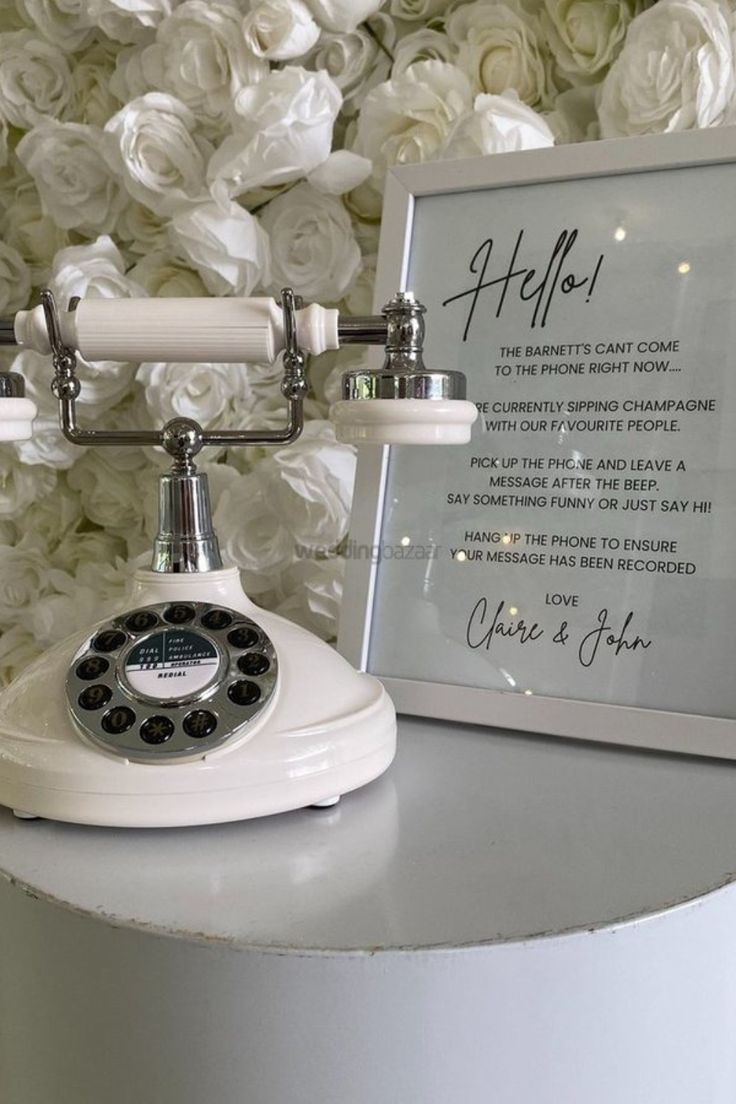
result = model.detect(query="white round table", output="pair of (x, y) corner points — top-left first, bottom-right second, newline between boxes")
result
(1, 716), (736, 1104)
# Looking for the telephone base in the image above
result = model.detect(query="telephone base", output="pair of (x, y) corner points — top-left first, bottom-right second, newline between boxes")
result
(12, 800), (344, 821)
(0, 569), (396, 828)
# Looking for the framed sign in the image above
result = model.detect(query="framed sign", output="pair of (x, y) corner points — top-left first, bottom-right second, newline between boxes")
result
(338, 127), (736, 759)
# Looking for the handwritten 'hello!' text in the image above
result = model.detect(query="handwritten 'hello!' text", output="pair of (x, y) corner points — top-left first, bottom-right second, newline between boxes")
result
(442, 229), (605, 339)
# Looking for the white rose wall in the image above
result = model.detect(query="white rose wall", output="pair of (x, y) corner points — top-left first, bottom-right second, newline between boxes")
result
(0, 0), (733, 685)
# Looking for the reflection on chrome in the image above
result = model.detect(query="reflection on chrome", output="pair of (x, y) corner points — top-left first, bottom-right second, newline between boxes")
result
(614, 226), (627, 242)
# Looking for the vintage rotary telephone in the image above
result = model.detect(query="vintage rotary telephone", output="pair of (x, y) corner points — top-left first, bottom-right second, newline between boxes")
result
(0, 287), (476, 827)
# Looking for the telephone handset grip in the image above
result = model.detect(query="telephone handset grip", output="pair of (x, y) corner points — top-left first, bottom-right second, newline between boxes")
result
(13, 297), (340, 363)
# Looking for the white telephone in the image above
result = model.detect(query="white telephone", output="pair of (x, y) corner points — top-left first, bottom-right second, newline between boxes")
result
(0, 287), (476, 828)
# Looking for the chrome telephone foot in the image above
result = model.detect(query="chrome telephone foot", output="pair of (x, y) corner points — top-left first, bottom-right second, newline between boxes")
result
(310, 796), (341, 809)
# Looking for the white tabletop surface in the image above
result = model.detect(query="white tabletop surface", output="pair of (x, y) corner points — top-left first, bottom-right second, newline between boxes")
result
(1, 716), (736, 952)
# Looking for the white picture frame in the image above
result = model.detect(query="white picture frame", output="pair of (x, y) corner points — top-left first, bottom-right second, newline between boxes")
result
(338, 128), (736, 759)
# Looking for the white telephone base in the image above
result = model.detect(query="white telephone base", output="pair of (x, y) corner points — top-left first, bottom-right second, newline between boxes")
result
(0, 568), (396, 828)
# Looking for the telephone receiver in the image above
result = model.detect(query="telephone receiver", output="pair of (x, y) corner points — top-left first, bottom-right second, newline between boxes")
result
(0, 287), (477, 828)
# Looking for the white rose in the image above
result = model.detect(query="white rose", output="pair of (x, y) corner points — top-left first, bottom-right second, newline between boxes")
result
(256, 421), (356, 549)
(136, 361), (250, 425)
(0, 179), (69, 285)
(0, 31), (72, 129)
(213, 473), (295, 595)
(231, 358), (286, 420)
(109, 45), (154, 104)
(208, 66), (342, 200)
(29, 590), (95, 649)
(306, 150), (371, 194)
(260, 183), (361, 302)
(0, 1), (28, 33)
(0, 541), (51, 625)
(73, 556), (139, 606)
(599, 0), (736, 137)
(243, 0), (321, 60)
(105, 93), (212, 217)
(0, 445), (57, 519)
(0, 153), (24, 208)
(18, 478), (83, 552)
(52, 528), (128, 575)
(128, 252), (207, 297)
(96, 395), (156, 472)
(352, 61), (473, 194)
(15, 0), (95, 53)
(542, 0), (647, 79)
(32, 558), (134, 648)
(142, 2), (268, 130)
(446, 0), (557, 109)
(85, 0), (174, 44)
(49, 237), (142, 408)
(116, 201), (168, 256)
(56, 357), (135, 415)
(70, 43), (123, 129)
(352, 216), (381, 254)
(51, 235), (146, 307)
(213, 385), (290, 446)
(342, 253), (376, 314)
(300, 25), (390, 112)
(168, 198), (271, 296)
(392, 28), (457, 78)
(14, 413), (82, 470)
(275, 557), (344, 640)
(17, 122), (125, 235)
(67, 452), (147, 536)
(545, 85), (600, 144)
(442, 91), (555, 159)
(0, 626), (42, 688)
(0, 242), (31, 315)
(303, 0), (383, 33)
(390, 0), (448, 20)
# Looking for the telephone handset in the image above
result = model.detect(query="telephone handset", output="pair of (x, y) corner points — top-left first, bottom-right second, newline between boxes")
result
(0, 287), (476, 827)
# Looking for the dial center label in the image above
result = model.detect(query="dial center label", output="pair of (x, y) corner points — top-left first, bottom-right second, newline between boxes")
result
(124, 630), (220, 700)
